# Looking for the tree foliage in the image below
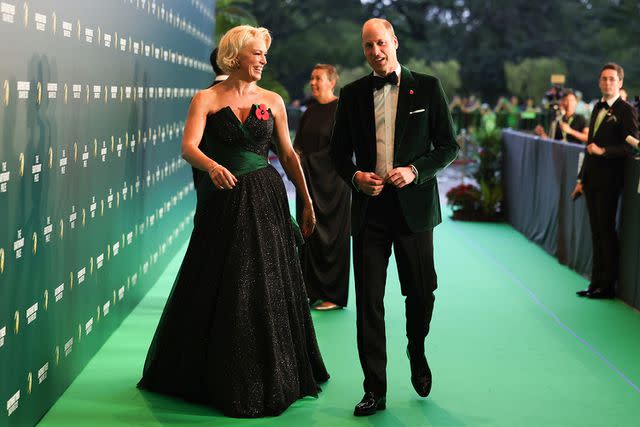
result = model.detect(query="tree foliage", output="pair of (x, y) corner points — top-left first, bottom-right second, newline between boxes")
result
(219, 0), (640, 102)
(504, 58), (567, 102)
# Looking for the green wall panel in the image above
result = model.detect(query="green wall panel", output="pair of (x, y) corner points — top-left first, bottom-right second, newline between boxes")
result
(0, 1), (215, 425)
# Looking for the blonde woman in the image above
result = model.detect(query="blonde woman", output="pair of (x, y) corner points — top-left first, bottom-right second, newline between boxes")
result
(138, 25), (329, 418)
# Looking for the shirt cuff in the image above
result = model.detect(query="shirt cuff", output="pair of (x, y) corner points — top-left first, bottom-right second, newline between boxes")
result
(351, 171), (360, 191)
(410, 164), (419, 182)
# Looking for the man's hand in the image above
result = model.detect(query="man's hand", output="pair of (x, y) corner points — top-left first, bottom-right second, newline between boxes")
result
(354, 171), (384, 196)
(534, 125), (546, 137)
(586, 143), (605, 156)
(385, 167), (416, 188)
(559, 121), (572, 134)
(571, 182), (583, 200)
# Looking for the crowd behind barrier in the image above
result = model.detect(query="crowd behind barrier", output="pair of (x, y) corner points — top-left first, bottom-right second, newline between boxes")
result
(502, 130), (640, 309)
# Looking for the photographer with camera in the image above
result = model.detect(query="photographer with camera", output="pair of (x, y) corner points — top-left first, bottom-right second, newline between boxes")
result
(534, 90), (588, 144)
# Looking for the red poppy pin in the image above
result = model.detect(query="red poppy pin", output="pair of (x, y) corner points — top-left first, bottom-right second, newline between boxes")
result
(409, 90), (414, 95)
(255, 104), (270, 120)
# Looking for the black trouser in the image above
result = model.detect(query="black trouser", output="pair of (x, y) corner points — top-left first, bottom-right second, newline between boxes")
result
(353, 187), (436, 395)
(584, 185), (621, 292)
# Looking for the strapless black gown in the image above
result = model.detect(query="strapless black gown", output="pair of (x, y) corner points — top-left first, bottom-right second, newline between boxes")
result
(138, 104), (329, 418)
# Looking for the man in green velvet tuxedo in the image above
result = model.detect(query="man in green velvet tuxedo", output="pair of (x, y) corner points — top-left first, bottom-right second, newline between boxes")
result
(330, 18), (459, 416)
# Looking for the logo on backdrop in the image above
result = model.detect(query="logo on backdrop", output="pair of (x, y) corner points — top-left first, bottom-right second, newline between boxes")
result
(14, 311), (19, 334)
(2, 80), (8, 105)
(27, 372), (32, 394)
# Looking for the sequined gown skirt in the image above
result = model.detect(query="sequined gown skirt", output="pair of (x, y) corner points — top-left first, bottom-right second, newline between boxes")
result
(138, 164), (329, 418)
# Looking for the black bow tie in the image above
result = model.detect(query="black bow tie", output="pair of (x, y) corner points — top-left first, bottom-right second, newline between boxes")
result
(595, 101), (609, 110)
(372, 72), (398, 90)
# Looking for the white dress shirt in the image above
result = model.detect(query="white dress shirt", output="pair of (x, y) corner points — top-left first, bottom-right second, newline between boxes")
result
(373, 64), (401, 178)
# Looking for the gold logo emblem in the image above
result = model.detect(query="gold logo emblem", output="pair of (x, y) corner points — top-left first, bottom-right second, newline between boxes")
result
(111, 135), (115, 152)
(55, 346), (60, 365)
(113, 290), (116, 305)
(2, 80), (8, 106)
(120, 86), (123, 103)
(82, 208), (86, 226)
(0, 248), (4, 273)
(90, 256), (94, 274)
(74, 142), (78, 162)
(64, 83), (68, 104)
(103, 85), (107, 103)
(23, 2), (28, 27)
(93, 139), (97, 157)
(27, 372), (32, 394)
(69, 271), (74, 290)
(125, 132), (129, 149)
(14, 311), (19, 334)
(76, 19), (81, 40)
(52, 12), (56, 35)
(48, 146), (53, 169)
(44, 289), (48, 311)
(117, 192), (120, 208)
(97, 306), (100, 321)
(19, 152), (24, 176)
(78, 324), (81, 341)
(36, 81), (42, 104)
(97, 26), (101, 43)
(101, 199), (104, 216)
(32, 232), (37, 254)
(107, 244), (110, 261)
(59, 218), (64, 239)
(85, 84), (89, 104)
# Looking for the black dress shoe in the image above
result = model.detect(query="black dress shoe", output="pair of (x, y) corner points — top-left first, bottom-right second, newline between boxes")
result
(576, 288), (591, 297)
(586, 288), (615, 299)
(406, 346), (432, 397)
(354, 392), (386, 416)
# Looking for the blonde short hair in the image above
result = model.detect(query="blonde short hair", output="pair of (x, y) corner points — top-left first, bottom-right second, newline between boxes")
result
(313, 64), (339, 83)
(217, 25), (272, 74)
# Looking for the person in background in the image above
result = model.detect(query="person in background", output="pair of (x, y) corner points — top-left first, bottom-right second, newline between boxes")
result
(294, 64), (351, 311)
(534, 91), (588, 144)
(193, 48), (229, 188)
(620, 87), (628, 102)
(572, 63), (639, 299)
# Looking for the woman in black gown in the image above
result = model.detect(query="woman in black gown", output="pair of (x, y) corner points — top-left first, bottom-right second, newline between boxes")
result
(138, 25), (329, 418)
(295, 65), (350, 311)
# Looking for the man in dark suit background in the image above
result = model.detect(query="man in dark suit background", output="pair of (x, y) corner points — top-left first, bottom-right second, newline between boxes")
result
(330, 18), (459, 416)
(573, 63), (639, 299)
(193, 48), (228, 188)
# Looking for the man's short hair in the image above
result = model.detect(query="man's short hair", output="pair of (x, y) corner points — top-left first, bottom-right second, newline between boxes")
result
(563, 90), (576, 99)
(209, 48), (224, 75)
(600, 62), (624, 81)
(362, 18), (395, 37)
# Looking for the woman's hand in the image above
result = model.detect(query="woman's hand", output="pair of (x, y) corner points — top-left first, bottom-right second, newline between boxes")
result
(209, 164), (237, 190)
(301, 203), (316, 238)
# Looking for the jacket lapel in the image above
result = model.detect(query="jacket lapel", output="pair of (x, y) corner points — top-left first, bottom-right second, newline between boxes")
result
(358, 73), (376, 162)
(394, 66), (415, 158)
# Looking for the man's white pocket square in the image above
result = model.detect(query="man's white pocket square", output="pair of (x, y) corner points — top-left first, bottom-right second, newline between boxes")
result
(409, 108), (426, 115)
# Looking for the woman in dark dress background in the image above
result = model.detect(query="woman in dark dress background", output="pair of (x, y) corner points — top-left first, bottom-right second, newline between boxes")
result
(295, 64), (350, 311)
(138, 25), (329, 418)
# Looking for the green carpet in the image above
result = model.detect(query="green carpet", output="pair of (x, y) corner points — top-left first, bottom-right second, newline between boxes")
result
(38, 216), (640, 426)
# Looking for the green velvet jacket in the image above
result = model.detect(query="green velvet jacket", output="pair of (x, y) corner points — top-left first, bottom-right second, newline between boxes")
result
(330, 65), (459, 235)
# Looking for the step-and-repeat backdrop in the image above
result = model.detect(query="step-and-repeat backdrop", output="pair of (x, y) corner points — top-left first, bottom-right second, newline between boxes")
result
(0, 1), (215, 425)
